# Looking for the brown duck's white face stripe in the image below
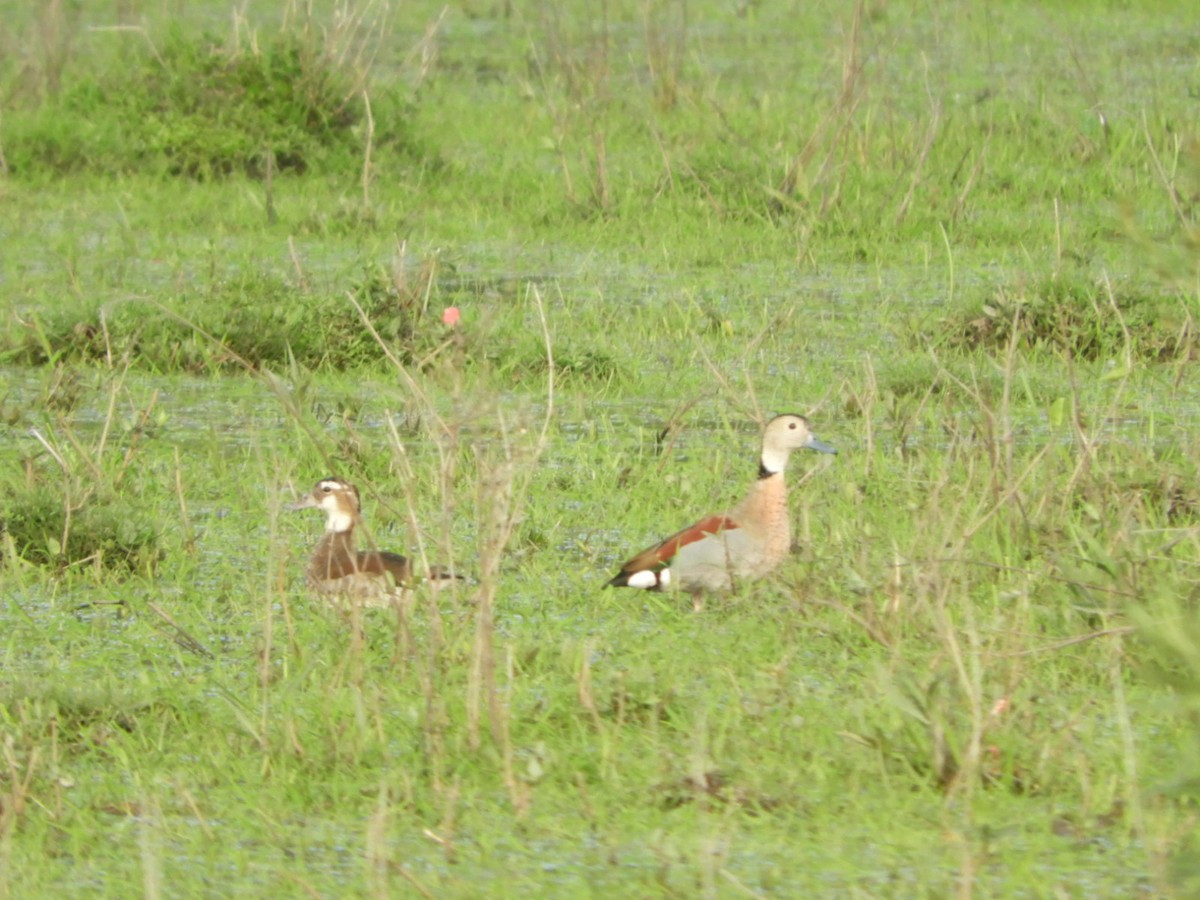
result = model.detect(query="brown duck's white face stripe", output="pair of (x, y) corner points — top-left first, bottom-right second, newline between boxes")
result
(291, 478), (361, 534)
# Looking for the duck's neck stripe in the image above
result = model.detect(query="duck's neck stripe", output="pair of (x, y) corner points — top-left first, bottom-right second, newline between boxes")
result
(759, 445), (790, 478)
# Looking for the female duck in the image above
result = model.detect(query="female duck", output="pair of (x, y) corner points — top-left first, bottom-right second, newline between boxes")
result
(289, 477), (455, 607)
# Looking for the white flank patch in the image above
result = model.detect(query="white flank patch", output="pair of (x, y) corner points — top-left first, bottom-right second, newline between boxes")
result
(659, 568), (671, 586)
(626, 569), (662, 589)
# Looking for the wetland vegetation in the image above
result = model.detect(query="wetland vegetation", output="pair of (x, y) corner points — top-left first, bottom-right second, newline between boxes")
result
(1, 0), (1199, 895)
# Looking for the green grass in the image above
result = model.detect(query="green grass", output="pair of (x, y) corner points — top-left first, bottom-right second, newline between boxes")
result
(2, 0), (1200, 895)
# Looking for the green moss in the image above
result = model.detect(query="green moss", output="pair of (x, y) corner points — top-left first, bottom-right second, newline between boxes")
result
(1, 266), (471, 372)
(926, 273), (1197, 361)
(1, 489), (160, 574)
(6, 29), (416, 179)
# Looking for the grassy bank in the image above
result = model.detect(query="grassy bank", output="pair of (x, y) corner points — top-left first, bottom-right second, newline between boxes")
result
(1, 0), (1199, 895)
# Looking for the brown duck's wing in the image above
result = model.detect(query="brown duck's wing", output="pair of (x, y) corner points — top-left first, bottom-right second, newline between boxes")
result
(607, 515), (737, 587)
(358, 551), (463, 584)
(354, 549), (414, 585)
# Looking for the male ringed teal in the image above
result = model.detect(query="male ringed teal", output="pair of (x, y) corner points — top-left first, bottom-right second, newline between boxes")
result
(606, 414), (835, 602)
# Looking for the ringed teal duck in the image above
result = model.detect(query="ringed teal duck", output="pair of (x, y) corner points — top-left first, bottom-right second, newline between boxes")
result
(288, 477), (456, 607)
(606, 414), (835, 601)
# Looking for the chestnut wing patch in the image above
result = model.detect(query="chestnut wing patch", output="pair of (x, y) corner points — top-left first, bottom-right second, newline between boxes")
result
(609, 515), (738, 586)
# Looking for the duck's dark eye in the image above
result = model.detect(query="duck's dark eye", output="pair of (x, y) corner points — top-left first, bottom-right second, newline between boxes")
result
(321, 485), (333, 493)
(788, 422), (797, 429)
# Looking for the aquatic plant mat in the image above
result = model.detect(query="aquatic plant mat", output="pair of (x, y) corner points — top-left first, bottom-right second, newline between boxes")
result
(1, 1), (1199, 895)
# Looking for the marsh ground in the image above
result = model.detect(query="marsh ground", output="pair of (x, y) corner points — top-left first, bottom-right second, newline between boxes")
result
(1, 1), (1199, 896)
